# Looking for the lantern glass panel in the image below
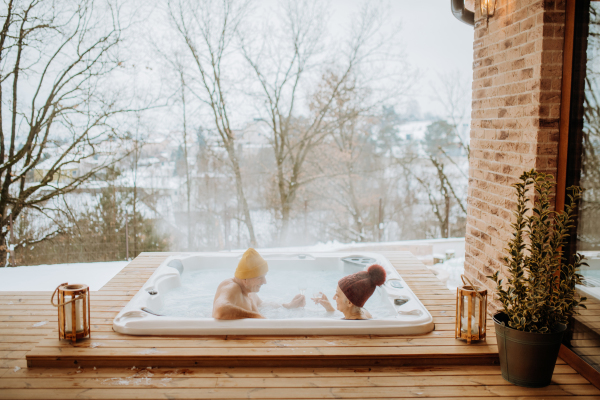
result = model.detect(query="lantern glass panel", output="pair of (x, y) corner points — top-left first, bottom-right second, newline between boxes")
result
(64, 295), (84, 333)
(480, 0), (496, 17)
(460, 295), (480, 334)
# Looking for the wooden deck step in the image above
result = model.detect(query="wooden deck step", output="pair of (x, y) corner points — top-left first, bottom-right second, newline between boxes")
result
(25, 339), (499, 368)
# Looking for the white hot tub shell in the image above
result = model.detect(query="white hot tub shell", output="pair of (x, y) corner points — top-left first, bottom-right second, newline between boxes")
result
(113, 252), (435, 335)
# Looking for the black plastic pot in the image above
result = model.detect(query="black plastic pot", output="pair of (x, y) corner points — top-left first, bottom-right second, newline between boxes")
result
(493, 313), (566, 388)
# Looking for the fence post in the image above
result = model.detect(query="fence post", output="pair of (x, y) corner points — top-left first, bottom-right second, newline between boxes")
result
(9, 212), (15, 266)
(446, 194), (451, 239)
(125, 213), (129, 261)
(224, 210), (230, 251)
(304, 200), (308, 244)
(378, 197), (383, 242)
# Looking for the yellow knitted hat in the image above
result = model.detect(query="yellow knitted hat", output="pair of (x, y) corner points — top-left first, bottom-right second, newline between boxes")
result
(235, 248), (268, 279)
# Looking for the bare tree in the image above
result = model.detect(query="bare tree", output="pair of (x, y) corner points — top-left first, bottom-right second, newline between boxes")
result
(0, 0), (137, 266)
(167, 0), (257, 246)
(178, 68), (193, 250)
(129, 114), (145, 256)
(383, 70), (471, 240)
(398, 121), (467, 239)
(149, 41), (195, 250)
(432, 69), (471, 159)
(318, 81), (383, 242)
(241, 0), (405, 244)
(426, 70), (470, 225)
(413, 159), (452, 238)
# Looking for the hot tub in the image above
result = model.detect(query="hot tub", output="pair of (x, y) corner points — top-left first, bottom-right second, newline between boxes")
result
(113, 252), (435, 335)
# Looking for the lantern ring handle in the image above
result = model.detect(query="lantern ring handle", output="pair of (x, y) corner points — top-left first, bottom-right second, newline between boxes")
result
(461, 275), (484, 301)
(51, 283), (84, 307)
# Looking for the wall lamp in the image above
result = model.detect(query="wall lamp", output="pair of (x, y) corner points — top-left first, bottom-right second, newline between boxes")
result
(451, 0), (474, 26)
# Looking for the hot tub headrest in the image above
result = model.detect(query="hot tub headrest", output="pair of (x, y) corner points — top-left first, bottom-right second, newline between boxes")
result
(167, 259), (184, 274)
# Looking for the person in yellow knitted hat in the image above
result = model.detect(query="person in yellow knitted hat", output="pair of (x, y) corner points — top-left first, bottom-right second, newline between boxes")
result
(212, 248), (305, 319)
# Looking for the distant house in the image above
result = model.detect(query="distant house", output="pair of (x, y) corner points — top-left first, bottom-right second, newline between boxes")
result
(33, 156), (80, 184)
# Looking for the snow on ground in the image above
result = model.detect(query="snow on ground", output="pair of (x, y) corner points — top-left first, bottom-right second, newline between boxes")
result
(255, 237), (466, 257)
(254, 241), (348, 253)
(436, 257), (466, 291)
(0, 238), (466, 292)
(0, 261), (129, 291)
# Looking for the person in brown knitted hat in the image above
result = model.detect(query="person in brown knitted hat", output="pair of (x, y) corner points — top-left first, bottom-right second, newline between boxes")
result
(312, 264), (386, 319)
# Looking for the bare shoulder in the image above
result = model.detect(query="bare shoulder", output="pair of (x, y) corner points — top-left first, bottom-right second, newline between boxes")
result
(215, 279), (242, 297)
(216, 278), (237, 289)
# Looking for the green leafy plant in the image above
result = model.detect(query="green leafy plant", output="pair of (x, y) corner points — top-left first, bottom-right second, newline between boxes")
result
(487, 170), (587, 333)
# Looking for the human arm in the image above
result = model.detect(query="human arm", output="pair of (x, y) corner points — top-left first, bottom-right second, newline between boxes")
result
(251, 293), (305, 309)
(213, 303), (265, 319)
(311, 292), (335, 312)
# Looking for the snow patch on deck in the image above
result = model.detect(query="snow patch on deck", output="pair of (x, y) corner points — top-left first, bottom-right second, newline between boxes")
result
(0, 261), (129, 291)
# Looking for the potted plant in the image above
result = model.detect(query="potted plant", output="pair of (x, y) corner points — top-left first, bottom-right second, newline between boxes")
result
(487, 169), (587, 388)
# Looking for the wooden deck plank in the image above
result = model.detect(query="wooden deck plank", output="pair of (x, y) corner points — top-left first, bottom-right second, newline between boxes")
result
(31, 337), (498, 348)
(0, 374), (593, 389)
(0, 364), (580, 378)
(0, 385), (599, 399)
(26, 344), (499, 357)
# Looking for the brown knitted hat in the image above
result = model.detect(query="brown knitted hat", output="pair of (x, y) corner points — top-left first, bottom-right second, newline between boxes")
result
(338, 264), (387, 308)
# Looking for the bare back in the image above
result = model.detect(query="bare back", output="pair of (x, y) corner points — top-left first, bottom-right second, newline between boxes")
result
(212, 278), (264, 319)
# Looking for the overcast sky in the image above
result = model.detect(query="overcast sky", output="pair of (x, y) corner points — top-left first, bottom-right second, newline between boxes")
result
(329, 0), (474, 118)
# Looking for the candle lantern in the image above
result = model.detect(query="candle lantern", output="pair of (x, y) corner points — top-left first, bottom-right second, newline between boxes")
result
(455, 275), (487, 344)
(51, 283), (91, 343)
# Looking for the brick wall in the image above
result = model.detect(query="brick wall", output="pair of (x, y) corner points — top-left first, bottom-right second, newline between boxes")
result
(465, 0), (566, 312)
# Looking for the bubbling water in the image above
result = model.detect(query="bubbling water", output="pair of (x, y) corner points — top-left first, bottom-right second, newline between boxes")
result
(157, 267), (397, 319)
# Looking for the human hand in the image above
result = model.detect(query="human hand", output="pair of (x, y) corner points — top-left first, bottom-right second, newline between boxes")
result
(311, 291), (326, 303)
(283, 294), (306, 309)
(311, 292), (335, 312)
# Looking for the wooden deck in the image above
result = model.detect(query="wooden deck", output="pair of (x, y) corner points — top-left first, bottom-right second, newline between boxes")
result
(0, 251), (598, 399)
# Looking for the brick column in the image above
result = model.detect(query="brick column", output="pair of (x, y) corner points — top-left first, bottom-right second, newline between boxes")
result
(465, 0), (566, 311)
